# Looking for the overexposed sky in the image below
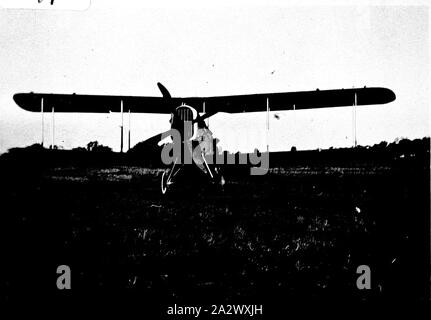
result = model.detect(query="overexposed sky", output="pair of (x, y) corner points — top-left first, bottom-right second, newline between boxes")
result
(0, 1), (429, 153)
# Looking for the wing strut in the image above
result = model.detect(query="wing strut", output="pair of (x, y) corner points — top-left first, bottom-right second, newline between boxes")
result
(41, 97), (44, 147)
(266, 97), (270, 152)
(52, 107), (55, 149)
(128, 109), (131, 151)
(353, 92), (357, 147)
(120, 100), (124, 153)
(203, 101), (209, 127)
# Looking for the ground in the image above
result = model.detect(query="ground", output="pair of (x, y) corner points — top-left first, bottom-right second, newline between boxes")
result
(1, 142), (429, 311)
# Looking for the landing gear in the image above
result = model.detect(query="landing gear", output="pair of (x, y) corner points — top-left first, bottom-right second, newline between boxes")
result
(214, 166), (226, 190)
(160, 158), (180, 194)
(161, 170), (170, 194)
(160, 153), (226, 194)
(201, 154), (225, 190)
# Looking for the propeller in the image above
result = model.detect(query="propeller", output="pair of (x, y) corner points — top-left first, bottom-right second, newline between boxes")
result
(144, 82), (174, 146)
(155, 82), (214, 134)
(157, 82), (171, 99)
(157, 82), (216, 123)
(157, 82), (176, 115)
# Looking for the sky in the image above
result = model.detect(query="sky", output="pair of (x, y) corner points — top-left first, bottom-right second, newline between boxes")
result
(0, 1), (429, 153)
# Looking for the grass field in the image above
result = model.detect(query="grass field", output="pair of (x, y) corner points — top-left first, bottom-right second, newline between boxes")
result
(1, 144), (429, 308)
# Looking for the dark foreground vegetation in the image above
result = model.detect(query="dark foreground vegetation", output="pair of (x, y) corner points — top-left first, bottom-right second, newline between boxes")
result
(0, 138), (429, 311)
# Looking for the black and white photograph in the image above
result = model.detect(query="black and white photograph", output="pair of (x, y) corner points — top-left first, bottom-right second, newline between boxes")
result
(0, 0), (429, 314)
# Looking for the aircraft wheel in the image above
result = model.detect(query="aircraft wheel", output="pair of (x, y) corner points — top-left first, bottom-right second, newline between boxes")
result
(161, 170), (169, 194)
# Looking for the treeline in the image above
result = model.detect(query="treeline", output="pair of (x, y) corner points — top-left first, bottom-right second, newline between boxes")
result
(127, 137), (430, 168)
(0, 137), (429, 169)
(269, 137), (430, 167)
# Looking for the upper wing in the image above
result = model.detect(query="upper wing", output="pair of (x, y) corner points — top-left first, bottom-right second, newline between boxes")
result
(13, 93), (169, 113)
(13, 87), (395, 114)
(182, 87), (396, 113)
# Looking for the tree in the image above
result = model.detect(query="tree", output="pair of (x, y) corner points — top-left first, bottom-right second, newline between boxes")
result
(86, 141), (112, 152)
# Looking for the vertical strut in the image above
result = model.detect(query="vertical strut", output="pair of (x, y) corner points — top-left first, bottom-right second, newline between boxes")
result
(52, 107), (55, 148)
(120, 100), (124, 153)
(293, 104), (296, 149)
(266, 98), (269, 152)
(353, 92), (357, 148)
(203, 101), (208, 127)
(41, 97), (44, 147)
(128, 109), (131, 151)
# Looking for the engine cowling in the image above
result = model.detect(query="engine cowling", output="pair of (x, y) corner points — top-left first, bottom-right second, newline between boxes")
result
(171, 104), (198, 141)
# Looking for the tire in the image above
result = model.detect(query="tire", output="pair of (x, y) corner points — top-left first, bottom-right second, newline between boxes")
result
(161, 170), (169, 194)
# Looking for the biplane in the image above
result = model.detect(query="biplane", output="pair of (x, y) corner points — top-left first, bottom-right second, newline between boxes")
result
(13, 83), (396, 193)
